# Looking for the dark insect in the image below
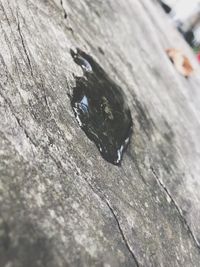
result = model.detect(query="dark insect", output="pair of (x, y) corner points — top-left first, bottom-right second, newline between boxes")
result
(70, 48), (132, 165)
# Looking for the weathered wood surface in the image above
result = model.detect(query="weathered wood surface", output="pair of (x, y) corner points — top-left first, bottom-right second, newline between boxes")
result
(1, 0), (200, 266)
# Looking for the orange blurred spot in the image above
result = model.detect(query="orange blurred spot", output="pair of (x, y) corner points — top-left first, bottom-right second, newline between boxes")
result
(166, 48), (193, 78)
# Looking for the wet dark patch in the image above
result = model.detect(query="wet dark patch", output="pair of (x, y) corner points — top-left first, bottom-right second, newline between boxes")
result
(70, 48), (133, 165)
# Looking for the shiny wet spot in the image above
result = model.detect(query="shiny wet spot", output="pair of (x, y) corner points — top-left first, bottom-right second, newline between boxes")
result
(70, 48), (132, 165)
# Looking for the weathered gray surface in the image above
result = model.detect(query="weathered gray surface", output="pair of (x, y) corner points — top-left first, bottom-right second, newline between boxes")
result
(1, 0), (200, 266)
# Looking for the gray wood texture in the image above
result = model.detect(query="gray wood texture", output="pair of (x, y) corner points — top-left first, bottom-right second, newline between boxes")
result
(1, 0), (200, 266)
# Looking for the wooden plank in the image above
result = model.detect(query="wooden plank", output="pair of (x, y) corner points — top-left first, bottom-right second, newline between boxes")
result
(0, 0), (200, 266)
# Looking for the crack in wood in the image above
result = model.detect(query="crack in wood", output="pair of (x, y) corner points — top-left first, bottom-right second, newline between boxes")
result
(150, 166), (200, 251)
(104, 199), (140, 267)
(78, 177), (140, 267)
(60, 0), (67, 19)
(16, 13), (33, 77)
(60, 0), (74, 34)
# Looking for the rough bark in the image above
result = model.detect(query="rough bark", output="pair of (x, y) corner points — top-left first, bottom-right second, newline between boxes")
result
(1, 0), (200, 266)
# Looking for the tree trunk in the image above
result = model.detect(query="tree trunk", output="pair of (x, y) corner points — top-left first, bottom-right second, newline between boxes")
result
(1, 0), (200, 266)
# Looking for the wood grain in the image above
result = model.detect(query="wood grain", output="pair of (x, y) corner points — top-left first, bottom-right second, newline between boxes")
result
(1, 0), (200, 266)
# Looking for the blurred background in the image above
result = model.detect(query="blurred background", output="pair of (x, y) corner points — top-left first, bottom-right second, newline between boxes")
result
(158, 0), (200, 62)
